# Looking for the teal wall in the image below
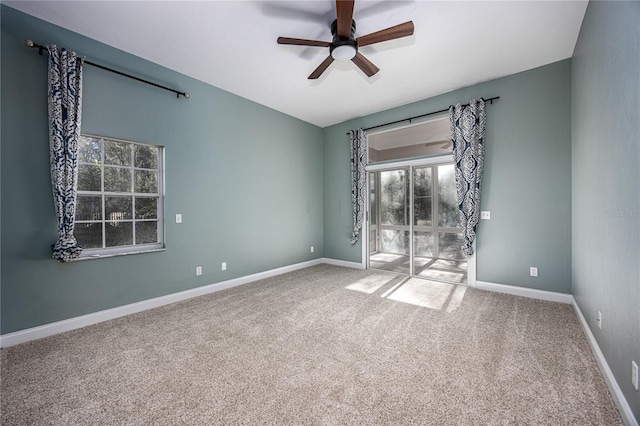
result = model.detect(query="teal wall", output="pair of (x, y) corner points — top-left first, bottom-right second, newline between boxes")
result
(1, 6), (324, 334)
(324, 60), (572, 294)
(571, 1), (640, 420)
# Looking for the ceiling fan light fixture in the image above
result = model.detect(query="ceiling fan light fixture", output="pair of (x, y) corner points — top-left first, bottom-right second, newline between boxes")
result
(331, 44), (357, 61)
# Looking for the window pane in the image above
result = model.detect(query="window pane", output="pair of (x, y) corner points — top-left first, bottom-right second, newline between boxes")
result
(105, 222), (133, 247)
(78, 164), (101, 191)
(134, 145), (158, 169)
(105, 196), (132, 221)
(135, 197), (158, 219)
(367, 118), (452, 163)
(369, 229), (376, 253)
(75, 222), (102, 249)
(136, 221), (158, 244)
(76, 196), (102, 221)
(380, 170), (408, 226)
(380, 229), (409, 255)
(438, 164), (460, 228)
(439, 232), (465, 260)
(104, 167), (132, 192)
(369, 172), (376, 226)
(370, 192), (376, 226)
(135, 170), (158, 193)
(413, 167), (432, 197)
(414, 231), (434, 257)
(78, 137), (101, 164)
(414, 197), (432, 226)
(104, 140), (132, 166)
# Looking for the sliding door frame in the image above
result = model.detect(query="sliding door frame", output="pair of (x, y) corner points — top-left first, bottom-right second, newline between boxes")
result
(362, 155), (477, 287)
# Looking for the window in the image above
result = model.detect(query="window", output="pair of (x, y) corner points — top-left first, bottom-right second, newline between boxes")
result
(74, 135), (164, 257)
(367, 116), (451, 164)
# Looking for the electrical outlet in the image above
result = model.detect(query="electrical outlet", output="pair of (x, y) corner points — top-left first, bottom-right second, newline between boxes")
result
(596, 311), (602, 329)
(221, 262), (227, 271)
(480, 211), (491, 220)
(195, 266), (202, 276)
(310, 246), (314, 253)
(632, 361), (638, 390)
(529, 267), (538, 277)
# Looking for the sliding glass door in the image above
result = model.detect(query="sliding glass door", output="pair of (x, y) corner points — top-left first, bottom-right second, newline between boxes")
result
(369, 169), (411, 274)
(368, 163), (468, 284)
(412, 164), (467, 283)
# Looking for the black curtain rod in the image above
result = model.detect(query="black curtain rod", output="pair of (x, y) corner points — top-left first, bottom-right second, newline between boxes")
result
(350, 96), (500, 134)
(26, 40), (189, 99)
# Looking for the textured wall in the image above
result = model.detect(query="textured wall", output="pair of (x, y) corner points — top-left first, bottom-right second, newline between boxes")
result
(323, 60), (572, 294)
(571, 1), (640, 421)
(1, 6), (323, 334)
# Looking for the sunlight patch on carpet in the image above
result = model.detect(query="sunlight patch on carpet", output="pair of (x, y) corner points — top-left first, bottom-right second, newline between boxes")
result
(345, 275), (399, 294)
(417, 269), (465, 283)
(385, 278), (456, 310)
(345, 272), (469, 312)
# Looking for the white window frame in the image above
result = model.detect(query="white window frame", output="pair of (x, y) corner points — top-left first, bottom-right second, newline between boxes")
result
(74, 134), (165, 259)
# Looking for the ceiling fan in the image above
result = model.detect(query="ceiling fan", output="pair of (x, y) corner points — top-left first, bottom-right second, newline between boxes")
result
(277, 0), (414, 79)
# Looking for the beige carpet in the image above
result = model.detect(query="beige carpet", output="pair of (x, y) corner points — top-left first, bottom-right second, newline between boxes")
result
(1, 264), (622, 425)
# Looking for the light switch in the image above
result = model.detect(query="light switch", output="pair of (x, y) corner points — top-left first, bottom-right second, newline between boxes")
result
(175, 214), (182, 224)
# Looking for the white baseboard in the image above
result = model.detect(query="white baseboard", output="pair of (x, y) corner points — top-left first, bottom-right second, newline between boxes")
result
(321, 257), (365, 269)
(572, 299), (639, 426)
(475, 280), (574, 304)
(0, 258), (324, 348)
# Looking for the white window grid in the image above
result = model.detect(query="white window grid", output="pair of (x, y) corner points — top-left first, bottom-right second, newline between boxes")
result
(75, 134), (165, 257)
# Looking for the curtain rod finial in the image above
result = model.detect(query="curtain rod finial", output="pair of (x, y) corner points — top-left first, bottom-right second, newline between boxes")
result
(184, 92), (190, 99)
(26, 39), (35, 47)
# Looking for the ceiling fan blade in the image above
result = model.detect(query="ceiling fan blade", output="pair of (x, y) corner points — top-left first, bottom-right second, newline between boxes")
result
(277, 37), (331, 47)
(356, 21), (414, 47)
(308, 55), (335, 79)
(336, 0), (355, 38)
(351, 52), (380, 77)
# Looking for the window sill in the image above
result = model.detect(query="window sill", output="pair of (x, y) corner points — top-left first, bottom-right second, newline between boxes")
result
(73, 248), (166, 261)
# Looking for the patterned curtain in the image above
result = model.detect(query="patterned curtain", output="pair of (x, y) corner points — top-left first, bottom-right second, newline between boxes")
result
(47, 45), (84, 262)
(349, 129), (367, 245)
(449, 99), (486, 256)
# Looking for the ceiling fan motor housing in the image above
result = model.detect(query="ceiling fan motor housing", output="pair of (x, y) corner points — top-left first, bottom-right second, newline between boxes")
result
(330, 19), (358, 58)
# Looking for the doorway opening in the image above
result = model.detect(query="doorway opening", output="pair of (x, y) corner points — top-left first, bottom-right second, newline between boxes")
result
(368, 164), (467, 284)
(365, 117), (468, 285)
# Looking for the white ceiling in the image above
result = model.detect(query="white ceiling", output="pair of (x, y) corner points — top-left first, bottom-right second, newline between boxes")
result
(6, 1), (588, 128)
